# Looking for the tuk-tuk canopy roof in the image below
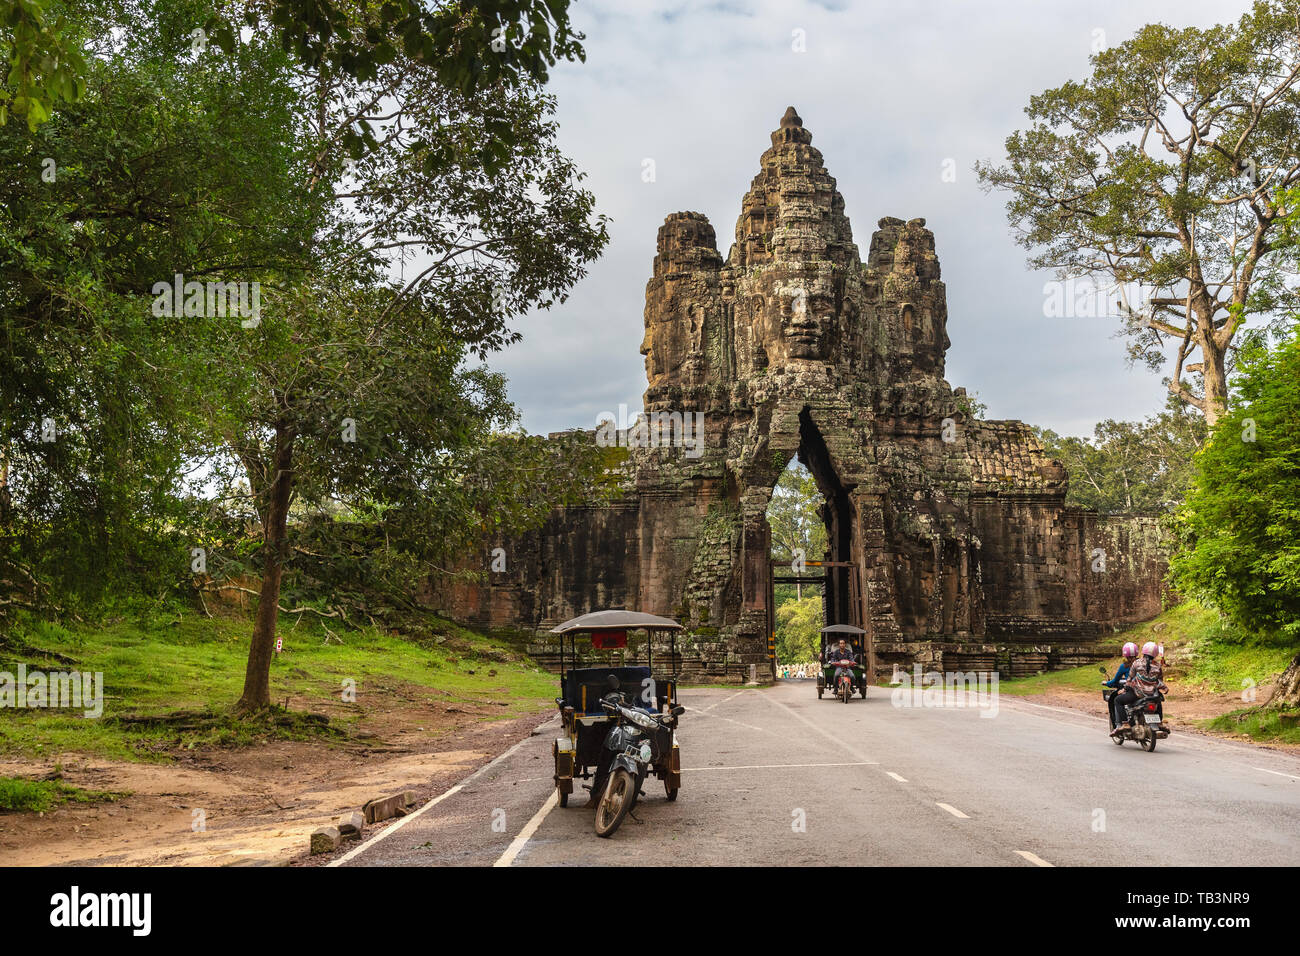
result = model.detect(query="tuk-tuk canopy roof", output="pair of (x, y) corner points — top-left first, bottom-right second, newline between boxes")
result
(821, 624), (867, 635)
(550, 610), (684, 634)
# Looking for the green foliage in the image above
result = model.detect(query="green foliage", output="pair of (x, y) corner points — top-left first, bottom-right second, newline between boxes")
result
(1034, 397), (1207, 512)
(0, 0), (88, 129)
(0, 2), (319, 610)
(775, 594), (821, 665)
(0, 0), (608, 649)
(953, 390), (987, 421)
(769, 461), (827, 663)
(1169, 331), (1300, 636)
(767, 460), (827, 563)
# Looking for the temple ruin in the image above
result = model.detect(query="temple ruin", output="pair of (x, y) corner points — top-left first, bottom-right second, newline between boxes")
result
(435, 107), (1167, 680)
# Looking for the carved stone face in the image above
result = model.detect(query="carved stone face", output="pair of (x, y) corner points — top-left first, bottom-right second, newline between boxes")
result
(783, 287), (835, 361)
(753, 272), (837, 366)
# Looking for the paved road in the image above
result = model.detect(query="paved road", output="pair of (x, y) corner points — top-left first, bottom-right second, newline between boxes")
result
(335, 680), (1300, 867)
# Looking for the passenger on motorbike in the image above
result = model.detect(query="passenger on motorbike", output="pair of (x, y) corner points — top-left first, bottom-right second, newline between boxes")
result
(1103, 642), (1138, 729)
(1111, 641), (1168, 738)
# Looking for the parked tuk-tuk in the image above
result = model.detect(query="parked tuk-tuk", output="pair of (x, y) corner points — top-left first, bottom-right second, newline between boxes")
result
(551, 610), (684, 817)
(818, 623), (868, 701)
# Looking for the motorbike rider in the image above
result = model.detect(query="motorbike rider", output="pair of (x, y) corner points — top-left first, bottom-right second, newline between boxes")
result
(1102, 642), (1139, 729)
(826, 638), (858, 689)
(1111, 641), (1168, 738)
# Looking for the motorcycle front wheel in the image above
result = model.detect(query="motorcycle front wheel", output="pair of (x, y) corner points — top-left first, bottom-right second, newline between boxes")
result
(594, 768), (635, 837)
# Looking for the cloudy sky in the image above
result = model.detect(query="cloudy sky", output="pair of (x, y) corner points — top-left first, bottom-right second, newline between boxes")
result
(488, 0), (1255, 438)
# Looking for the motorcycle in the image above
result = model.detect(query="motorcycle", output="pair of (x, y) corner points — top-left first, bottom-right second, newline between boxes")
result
(591, 689), (685, 838)
(835, 664), (854, 703)
(1099, 665), (1170, 752)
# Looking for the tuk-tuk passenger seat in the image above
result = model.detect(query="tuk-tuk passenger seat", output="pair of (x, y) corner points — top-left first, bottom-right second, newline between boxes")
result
(561, 666), (660, 715)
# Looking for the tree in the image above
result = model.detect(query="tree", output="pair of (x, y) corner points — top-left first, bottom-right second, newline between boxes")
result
(0, 0), (87, 129)
(1168, 329), (1300, 703)
(206, 0), (584, 163)
(0, 2), (610, 717)
(0, 1), (316, 608)
(767, 461), (827, 599)
(191, 6), (607, 711)
(1034, 398), (1207, 512)
(775, 594), (821, 666)
(977, 1), (1300, 425)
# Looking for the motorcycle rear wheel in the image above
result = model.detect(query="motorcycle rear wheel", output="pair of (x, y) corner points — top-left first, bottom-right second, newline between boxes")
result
(1140, 731), (1157, 752)
(594, 768), (635, 837)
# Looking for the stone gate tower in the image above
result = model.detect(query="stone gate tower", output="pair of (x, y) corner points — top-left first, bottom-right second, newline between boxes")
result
(437, 108), (1167, 680)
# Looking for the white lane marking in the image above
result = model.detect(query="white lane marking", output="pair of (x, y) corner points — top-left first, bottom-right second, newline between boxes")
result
(1254, 766), (1300, 781)
(329, 715), (558, 867)
(493, 790), (559, 868)
(682, 709), (768, 733)
(1015, 850), (1054, 867)
(697, 689), (747, 714)
(683, 761), (878, 771)
(886, 772), (908, 783)
(936, 802), (969, 819)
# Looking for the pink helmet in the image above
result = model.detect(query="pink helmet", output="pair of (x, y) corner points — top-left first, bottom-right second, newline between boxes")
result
(1141, 641), (1158, 658)
(1121, 642), (1138, 659)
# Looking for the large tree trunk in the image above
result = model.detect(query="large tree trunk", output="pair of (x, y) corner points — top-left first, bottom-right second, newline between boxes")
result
(235, 426), (296, 713)
(1200, 340), (1229, 428)
(1270, 653), (1300, 707)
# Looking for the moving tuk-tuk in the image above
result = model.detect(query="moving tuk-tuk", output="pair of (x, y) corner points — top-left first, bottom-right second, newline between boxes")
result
(818, 623), (868, 701)
(551, 610), (684, 815)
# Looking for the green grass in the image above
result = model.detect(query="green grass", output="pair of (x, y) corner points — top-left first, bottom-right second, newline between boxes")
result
(0, 607), (560, 761)
(0, 776), (126, 813)
(1170, 606), (1296, 694)
(1202, 706), (1300, 745)
(997, 664), (1108, 696)
(997, 602), (1295, 697)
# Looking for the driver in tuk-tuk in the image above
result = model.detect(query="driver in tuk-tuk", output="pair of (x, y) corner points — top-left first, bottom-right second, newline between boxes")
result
(826, 638), (857, 681)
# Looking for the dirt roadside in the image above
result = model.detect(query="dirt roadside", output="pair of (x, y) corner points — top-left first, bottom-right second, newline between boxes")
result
(0, 686), (554, 866)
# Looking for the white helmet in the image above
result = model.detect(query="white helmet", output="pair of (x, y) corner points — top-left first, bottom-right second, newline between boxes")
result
(1141, 641), (1158, 658)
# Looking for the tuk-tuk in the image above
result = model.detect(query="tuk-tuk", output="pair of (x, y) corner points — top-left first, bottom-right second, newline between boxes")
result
(818, 623), (868, 701)
(551, 610), (684, 809)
